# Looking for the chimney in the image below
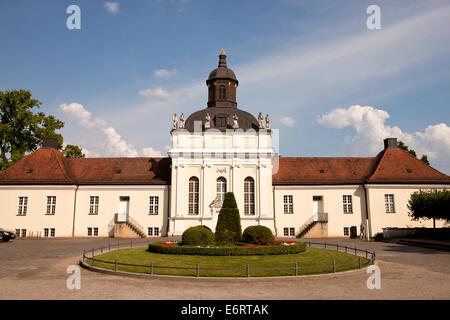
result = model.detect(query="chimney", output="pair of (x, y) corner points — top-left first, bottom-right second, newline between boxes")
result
(41, 138), (59, 150)
(384, 138), (398, 150)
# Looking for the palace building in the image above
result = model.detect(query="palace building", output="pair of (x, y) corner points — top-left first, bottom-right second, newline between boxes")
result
(1, 50), (449, 239)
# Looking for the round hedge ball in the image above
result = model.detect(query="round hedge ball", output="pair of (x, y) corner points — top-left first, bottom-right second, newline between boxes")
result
(242, 225), (275, 245)
(182, 225), (215, 246)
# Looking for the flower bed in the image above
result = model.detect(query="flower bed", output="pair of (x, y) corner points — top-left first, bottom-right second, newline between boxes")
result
(148, 241), (307, 256)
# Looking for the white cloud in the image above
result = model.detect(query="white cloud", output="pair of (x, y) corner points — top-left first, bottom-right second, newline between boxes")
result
(138, 87), (171, 100)
(104, 2), (120, 14)
(154, 69), (176, 78)
(279, 117), (295, 127)
(317, 105), (450, 171)
(59, 102), (162, 158)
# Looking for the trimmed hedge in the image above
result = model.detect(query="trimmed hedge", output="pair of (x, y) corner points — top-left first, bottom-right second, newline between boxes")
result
(215, 192), (242, 244)
(148, 242), (306, 256)
(242, 226), (275, 245)
(182, 226), (215, 246)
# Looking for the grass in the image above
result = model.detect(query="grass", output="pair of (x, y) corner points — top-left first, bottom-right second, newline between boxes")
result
(86, 246), (371, 277)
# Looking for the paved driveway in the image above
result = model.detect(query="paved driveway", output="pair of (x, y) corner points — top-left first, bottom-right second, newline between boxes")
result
(0, 237), (449, 299)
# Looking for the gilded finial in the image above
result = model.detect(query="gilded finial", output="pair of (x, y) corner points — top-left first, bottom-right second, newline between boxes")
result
(220, 48), (226, 55)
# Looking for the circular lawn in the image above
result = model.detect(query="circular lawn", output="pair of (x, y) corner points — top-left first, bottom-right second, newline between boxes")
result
(86, 246), (371, 277)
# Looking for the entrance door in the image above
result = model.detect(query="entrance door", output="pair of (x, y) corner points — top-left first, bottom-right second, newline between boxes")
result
(118, 197), (129, 222)
(313, 196), (323, 221)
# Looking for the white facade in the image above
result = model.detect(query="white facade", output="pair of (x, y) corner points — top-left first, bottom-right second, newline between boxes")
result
(168, 128), (276, 235)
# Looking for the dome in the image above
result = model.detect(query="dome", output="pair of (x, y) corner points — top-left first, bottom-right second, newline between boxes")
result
(208, 67), (237, 82)
(184, 107), (259, 132)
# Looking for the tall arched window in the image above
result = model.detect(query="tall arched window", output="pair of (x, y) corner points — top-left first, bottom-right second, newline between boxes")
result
(244, 177), (255, 215)
(216, 177), (227, 201)
(188, 177), (199, 215)
(219, 85), (226, 100)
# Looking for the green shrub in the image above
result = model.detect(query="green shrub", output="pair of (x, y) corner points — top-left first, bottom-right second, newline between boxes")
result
(148, 242), (306, 256)
(242, 226), (275, 245)
(215, 192), (242, 244)
(374, 232), (384, 242)
(182, 225), (215, 246)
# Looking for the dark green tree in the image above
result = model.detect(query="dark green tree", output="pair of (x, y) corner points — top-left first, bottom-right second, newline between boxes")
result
(215, 192), (242, 244)
(62, 144), (85, 158)
(408, 189), (450, 229)
(398, 141), (429, 165)
(0, 89), (85, 169)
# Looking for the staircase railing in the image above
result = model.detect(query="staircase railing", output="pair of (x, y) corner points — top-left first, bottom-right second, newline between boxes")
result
(296, 212), (328, 238)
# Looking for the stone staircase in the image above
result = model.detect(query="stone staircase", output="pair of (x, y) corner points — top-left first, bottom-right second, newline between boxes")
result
(113, 214), (146, 238)
(296, 212), (328, 238)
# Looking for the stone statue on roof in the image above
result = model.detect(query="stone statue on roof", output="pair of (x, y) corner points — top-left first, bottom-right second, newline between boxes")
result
(179, 113), (185, 129)
(265, 114), (270, 129)
(258, 112), (264, 129)
(232, 113), (239, 129)
(172, 113), (178, 129)
(205, 113), (211, 129)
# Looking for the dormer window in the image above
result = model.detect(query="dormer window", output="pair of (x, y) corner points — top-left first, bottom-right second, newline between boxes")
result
(216, 117), (227, 127)
(219, 85), (226, 100)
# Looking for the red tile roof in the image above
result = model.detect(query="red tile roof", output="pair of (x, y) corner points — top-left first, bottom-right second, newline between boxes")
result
(0, 149), (171, 185)
(366, 149), (450, 184)
(272, 157), (379, 185)
(0, 147), (448, 186)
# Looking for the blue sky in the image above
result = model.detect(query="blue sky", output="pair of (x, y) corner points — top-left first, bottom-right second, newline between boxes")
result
(1, 0), (449, 173)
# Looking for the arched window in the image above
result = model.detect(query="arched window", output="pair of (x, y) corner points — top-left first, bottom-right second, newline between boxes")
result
(216, 177), (227, 201)
(219, 85), (226, 100)
(188, 177), (199, 215)
(244, 177), (255, 215)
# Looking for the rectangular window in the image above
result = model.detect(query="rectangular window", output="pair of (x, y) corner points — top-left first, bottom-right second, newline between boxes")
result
(15, 229), (20, 237)
(283, 228), (289, 237)
(149, 196), (159, 215)
(18, 197), (28, 216)
(93, 228), (98, 237)
(21, 229), (27, 237)
(46, 196), (56, 215)
(89, 196), (99, 215)
(343, 195), (353, 213)
(283, 195), (293, 213)
(344, 227), (349, 236)
(50, 228), (55, 237)
(87, 227), (92, 236)
(289, 228), (295, 237)
(385, 194), (395, 213)
(147, 227), (160, 237)
(44, 228), (49, 237)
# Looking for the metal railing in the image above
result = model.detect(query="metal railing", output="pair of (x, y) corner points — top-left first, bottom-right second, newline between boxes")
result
(81, 240), (376, 278)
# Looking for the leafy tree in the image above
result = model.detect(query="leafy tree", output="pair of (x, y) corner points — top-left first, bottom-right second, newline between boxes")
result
(215, 192), (242, 244)
(62, 144), (85, 158)
(408, 189), (450, 229)
(0, 89), (85, 169)
(398, 141), (429, 165)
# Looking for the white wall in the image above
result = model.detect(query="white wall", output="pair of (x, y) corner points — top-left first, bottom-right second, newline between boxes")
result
(0, 185), (77, 237)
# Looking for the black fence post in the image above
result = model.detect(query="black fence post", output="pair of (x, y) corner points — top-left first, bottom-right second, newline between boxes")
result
(115, 259), (118, 272)
(92, 248), (94, 258)
(366, 249), (368, 259)
(372, 251), (376, 265)
(295, 263), (298, 276)
(336, 244), (339, 251)
(196, 264), (200, 278)
(308, 240), (311, 248)
(92, 255), (95, 267)
(247, 264), (250, 278)
(355, 248), (357, 255)
(359, 257), (362, 269)
(332, 260), (336, 273)
(324, 243), (327, 249)
(151, 262), (154, 275)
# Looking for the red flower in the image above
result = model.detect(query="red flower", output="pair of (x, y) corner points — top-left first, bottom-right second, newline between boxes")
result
(159, 242), (176, 246)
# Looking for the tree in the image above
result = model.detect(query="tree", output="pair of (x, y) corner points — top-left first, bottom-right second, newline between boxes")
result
(62, 144), (85, 158)
(215, 192), (242, 244)
(398, 141), (429, 165)
(408, 189), (450, 229)
(0, 89), (84, 170)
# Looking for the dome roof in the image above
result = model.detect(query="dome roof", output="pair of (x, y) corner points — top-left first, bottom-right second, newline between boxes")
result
(207, 49), (238, 83)
(208, 67), (237, 82)
(184, 107), (259, 132)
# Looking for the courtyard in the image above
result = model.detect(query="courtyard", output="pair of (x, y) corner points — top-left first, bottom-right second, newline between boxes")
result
(0, 237), (449, 299)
